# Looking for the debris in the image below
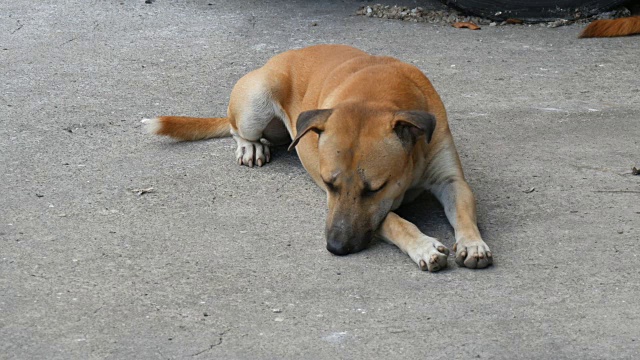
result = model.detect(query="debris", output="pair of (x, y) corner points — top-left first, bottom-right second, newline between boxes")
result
(36, 193), (44, 198)
(453, 22), (481, 30)
(356, 4), (492, 26)
(322, 331), (348, 344)
(357, 3), (632, 29)
(632, 167), (639, 175)
(132, 187), (154, 196)
(524, 187), (535, 194)
(547, 19), (569, 28)
(274, 317), (284, 322)
(272, 308), (282, 313)
(100, 209), (120, 216)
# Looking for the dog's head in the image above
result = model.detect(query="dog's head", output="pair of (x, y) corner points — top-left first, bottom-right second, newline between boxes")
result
(289, 104), (436, 255)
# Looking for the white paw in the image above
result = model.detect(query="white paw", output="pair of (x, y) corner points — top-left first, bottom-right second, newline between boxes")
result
(454, 239), (493, 269)
(234, 137), (271, 167)
(408, 237), (450, 272)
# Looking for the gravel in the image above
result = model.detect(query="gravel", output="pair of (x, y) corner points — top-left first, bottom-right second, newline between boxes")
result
(356, 3), (633, 28)
(356, 4), (493, 26)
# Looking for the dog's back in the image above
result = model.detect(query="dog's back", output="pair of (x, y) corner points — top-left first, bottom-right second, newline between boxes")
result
(580, 16), (640, 37)
(580, 1), (640, 38)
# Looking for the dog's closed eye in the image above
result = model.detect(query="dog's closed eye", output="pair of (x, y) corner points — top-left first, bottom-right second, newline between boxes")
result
(362, 181), (387, 196)
(323, 179), (338, 192)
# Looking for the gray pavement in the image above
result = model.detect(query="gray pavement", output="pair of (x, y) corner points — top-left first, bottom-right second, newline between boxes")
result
(1, 0), (639, 359)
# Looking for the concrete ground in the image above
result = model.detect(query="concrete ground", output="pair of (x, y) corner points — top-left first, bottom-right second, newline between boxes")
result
(2, 0), (639, 359)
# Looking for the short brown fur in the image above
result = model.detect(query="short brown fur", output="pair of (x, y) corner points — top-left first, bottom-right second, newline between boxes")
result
(579, 16), (640, 38)
(155, 116), (230, 140)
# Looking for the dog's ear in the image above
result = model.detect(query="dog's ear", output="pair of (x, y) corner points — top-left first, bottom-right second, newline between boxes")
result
(288, 109), (333, 151)
(392, 110), (436, 148)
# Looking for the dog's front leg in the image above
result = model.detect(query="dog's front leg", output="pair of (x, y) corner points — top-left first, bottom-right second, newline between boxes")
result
(377, 212), (449, 272)
(430, 177), (493, 269)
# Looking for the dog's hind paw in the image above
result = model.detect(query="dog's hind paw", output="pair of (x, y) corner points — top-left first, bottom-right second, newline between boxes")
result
(234, 137), (271, 167)
(409, 237), (449, 272)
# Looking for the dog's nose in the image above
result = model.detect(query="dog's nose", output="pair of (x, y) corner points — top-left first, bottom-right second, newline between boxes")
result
(326, 241), (351, 256)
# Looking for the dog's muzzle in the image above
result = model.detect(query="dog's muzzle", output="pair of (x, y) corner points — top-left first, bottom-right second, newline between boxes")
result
(325, 228), (373, 256)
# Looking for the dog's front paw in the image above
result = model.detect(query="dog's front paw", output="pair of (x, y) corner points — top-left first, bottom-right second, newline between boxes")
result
(453, 240), (492, 269)
(408, 237), (450, 272)
(235, 138), (270, 167)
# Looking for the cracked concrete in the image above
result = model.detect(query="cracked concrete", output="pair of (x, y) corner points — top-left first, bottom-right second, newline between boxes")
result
(1, 0), (639, 359)
(190, 329), (227, 357)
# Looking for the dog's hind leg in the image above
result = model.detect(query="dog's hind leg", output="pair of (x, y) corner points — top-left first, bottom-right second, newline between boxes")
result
(377, 212), (450, 272)
(228, 70), (290, 167)
(426, 141), (493, 269)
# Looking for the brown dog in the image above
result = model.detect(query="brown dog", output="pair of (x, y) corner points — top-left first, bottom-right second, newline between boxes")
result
(580, 1), (640, 38)
(142, 44), (492, 271)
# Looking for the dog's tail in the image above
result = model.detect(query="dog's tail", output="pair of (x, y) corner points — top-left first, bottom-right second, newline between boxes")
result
(579, 16), (640, 38)
(141, 116), (231, 141)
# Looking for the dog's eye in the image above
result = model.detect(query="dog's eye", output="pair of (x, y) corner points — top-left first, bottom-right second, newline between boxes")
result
(323, 180), (337, 192)
(362, 182), (386, 196)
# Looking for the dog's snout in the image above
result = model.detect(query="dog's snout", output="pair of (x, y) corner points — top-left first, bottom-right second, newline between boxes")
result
(325, 227), (374, 256)
(326, 240), (351, 256)
(325, 218), (355, 255)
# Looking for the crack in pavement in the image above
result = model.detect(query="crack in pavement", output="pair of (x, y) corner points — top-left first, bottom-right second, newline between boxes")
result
(190, 329), (229, 357)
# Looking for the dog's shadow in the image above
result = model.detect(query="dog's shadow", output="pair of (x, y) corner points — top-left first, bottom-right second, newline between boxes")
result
(268, 144), (304, 170)
(395, 193), (454, 243)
